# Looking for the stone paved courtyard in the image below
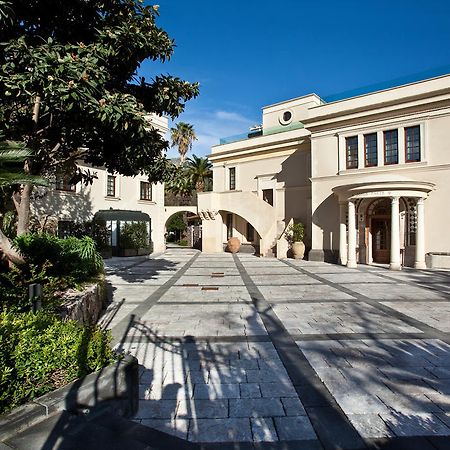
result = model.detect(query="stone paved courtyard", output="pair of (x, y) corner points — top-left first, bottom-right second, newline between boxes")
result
(101, 248), (450, 449)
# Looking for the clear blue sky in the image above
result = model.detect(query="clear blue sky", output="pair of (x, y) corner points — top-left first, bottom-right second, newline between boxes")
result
(140, 0), (450, 157)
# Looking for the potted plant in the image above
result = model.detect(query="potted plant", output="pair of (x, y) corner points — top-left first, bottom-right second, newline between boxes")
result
(287, 222), (305, 259)
(119, 222), (150, 256)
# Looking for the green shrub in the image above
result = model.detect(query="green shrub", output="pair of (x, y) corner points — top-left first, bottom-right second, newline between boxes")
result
(0, 262), (75, 312)
(14, 233), (103, 281)
(119, 222), (148, 250)
(287, 222), (305, 243)
(0, 233), (103, 312)
(178, 239), (188, 246)
(0, 311), (116, 414)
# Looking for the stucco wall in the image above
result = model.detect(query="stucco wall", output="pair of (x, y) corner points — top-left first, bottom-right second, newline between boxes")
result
(310, 110), (450, 258)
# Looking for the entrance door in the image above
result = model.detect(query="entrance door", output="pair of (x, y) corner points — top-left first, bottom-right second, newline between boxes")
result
(371, 218), (390, 263)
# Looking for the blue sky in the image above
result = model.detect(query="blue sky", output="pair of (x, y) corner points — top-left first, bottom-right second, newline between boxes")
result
(140, 0), (450, 157)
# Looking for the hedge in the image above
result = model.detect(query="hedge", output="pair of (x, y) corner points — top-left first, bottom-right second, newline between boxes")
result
(0, 311), (116, 414)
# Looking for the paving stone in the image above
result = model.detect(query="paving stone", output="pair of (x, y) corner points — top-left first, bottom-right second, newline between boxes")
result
(240, 383), (262, 398)
(139, 418), (189, 440)
(246, 369), (289, 383)
(259, 382), (298, 398)
(189, 418), (253, 442)
(334, 393), (390, 414)
(274, 416), (317, 441)
(176, 399), (228, 419)
(427, 366), (450, 379)
(347, 413), (394, 438)
(426, 392), (450, 411)
(136, 399), (179, 419)
(229, 398), (285, 418)
(281, 397), (307, 415)
(381, 412), (450, 436)
(193, 383), (240, 399)
(251, 417), (278, 442)
(436, 412), (450, 429)
(378, 391), (441, 414)
(104, 249), (450, 445)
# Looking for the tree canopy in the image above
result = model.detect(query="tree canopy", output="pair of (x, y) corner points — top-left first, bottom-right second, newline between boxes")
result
(0, 0), (199, 260)
(185, 155), (212, 192)
(1, 0), (199, 178)
(170, 122), (197, 165)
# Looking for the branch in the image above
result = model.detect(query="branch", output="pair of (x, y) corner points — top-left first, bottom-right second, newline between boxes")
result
(12, 191), (21, 214)
(32, 95), (41, 132)
(0, 228), (25, 266)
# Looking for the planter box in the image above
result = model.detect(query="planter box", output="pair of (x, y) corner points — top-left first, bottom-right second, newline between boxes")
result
(426, 253), (450, 269)
(119, 247), (151, 257)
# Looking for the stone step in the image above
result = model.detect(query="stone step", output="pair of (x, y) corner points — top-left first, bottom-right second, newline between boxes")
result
(2, 409), (200, 450)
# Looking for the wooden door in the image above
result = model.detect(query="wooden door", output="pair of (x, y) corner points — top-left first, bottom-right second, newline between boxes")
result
(371, 218), (390, 263)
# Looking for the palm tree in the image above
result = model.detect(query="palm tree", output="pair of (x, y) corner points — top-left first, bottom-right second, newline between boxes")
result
(0, 141), (48, 187)
(170, 122), (197, 165)
(186, 155), (212, 192)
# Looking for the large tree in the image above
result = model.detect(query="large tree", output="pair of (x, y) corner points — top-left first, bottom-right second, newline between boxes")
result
(0, 0), (199, 258)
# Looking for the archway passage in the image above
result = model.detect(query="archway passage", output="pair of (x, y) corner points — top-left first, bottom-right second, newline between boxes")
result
(165, 210), (201, 248)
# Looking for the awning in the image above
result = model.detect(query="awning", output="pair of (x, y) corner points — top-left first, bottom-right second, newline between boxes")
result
(94, 209), (151, 222)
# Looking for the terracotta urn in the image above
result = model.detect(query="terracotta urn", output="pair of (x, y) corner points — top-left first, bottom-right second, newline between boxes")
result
(227, 237), (241, 253)
(292, 241), (305, 260)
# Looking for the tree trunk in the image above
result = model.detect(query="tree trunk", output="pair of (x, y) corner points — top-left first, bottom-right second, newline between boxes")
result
(16, 184), (32, 236)
(0, 228), (25, 265)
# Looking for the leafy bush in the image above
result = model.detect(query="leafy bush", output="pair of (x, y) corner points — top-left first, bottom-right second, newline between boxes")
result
(14, 233), (103, 281)
(0, 233), (104, 311)
(287, 222), (305, 243)
(119, 222), (148, 250)
(0, 262), (75, 312)
(0, 311), (116, 414)
(178, 239), (188, 246)
(58, 220), (111, 252)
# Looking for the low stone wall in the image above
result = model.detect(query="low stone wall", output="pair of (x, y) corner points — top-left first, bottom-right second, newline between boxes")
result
(0, 355), (138, 443)
(58, 278), (106, 325)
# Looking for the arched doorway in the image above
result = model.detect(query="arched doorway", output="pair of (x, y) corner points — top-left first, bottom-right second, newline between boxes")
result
(220, 211), (262, 255)
(165, 210), (200, 248)
(364, 198), (410, 265)
(367, 198), (391, 263)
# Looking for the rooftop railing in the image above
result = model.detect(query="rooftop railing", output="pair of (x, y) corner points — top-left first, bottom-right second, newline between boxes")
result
(219, 121), (304, 145)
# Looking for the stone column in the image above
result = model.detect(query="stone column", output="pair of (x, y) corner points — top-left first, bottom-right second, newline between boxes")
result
(414, 198), (426, 269)
(347, 200), (357, 268)
(339, 202), (348, 265)
(390, 197), (401, 270)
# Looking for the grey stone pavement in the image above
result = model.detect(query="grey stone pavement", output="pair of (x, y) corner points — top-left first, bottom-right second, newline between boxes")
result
(100, 249), (450, 449)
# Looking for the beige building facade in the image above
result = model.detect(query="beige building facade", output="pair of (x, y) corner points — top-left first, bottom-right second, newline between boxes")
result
(199, 74), (450, 269)
(32, 114), (196, 254)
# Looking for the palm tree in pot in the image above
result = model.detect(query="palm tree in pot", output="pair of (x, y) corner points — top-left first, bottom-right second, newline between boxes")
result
(287, 222), (305, 259)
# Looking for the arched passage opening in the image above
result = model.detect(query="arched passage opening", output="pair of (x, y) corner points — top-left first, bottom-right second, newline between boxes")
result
(165, 210), (200, 248)
(218, 210), (262, 255)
